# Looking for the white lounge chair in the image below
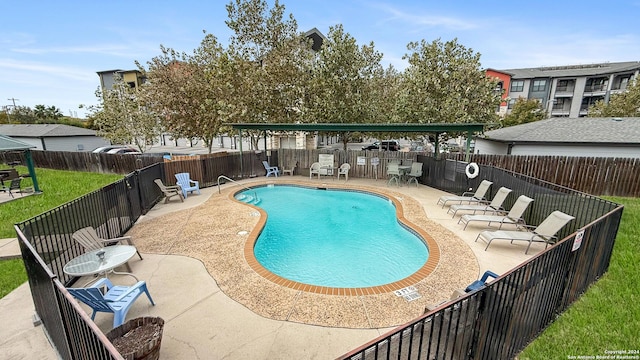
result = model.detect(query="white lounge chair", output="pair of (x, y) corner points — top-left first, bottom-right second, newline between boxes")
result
(387, 163), (401, 186)
(337, 163), (351, 181)
(406, 162), (423, 186)
(447, 187), (512, 218)
(309, 162), (321, 179)
(459, 195), (534, 230)
(437, 180), (493, 208)
(475, 210), (575, 254)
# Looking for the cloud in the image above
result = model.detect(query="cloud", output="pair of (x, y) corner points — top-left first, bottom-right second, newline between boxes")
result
(0, 59), (96, 82)
(372, 2), (478, 31)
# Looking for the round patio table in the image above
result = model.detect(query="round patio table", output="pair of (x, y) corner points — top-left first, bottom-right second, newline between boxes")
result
(64, 245), (138, 281)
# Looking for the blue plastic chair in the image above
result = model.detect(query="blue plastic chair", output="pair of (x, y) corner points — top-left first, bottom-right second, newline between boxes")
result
(465, 270), (499, 292)
(67, 278), (155, 328)
(262, 161), (281, 177)
(174, 172), (200, 198)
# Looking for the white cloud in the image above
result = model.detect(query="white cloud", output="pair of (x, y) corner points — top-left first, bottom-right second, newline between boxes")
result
(372, 2), (478, 31)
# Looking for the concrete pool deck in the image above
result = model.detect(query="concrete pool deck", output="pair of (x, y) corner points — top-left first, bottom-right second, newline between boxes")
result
(0, 177), (547, 359)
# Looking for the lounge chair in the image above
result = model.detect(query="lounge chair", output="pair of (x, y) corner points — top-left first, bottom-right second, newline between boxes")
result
(387, 162), (401, 186)
(262, 161), (281, 177)
(437, 180), (493, 208)
(309, 162), (321, 179)
(447, 187), (512, 218)
(0, 177), (23, 198)
(465, 270), (499, 292)
(67, 278), (155, 328)
(337, 163), (351, 181)
(175, 172), (200, 198)
(72, 226), (143, 271)
(154, 179), (184, 203)
(406, 162), (423, 186)
(475, 210), (575, 254)
(459, 195), (534, 230)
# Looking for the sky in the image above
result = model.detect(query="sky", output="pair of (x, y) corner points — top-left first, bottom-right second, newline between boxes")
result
(2, 0), (640, 118)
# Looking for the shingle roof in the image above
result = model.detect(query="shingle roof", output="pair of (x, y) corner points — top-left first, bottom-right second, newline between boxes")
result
(501, 61), (640, 79)
(0, 134), (35, 151)
(482, 117), (640, 144)
(0, 124), (96, 137)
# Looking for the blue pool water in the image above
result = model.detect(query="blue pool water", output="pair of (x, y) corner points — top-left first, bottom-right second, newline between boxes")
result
(236, 185), (429, 288)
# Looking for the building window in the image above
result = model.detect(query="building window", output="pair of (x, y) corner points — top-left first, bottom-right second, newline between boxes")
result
(585, 77), (608, 92)
(552, 98), (571, 111)
(507, 99), (516, 110)
(511, 80), (524, 92)
(532, 79), (547, 92)
(580, 96), (604, 111)
(556, 79), (574, 92)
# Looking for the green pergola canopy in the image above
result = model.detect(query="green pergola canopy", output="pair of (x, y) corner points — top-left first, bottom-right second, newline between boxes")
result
(0, 134), (41, 192)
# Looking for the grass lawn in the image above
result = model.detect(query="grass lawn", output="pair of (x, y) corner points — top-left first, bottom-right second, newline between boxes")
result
(519, 196), (640, 359)
(0, 166), (122, 298)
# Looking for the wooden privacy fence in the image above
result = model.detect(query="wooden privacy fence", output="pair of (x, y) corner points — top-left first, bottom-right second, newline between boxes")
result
(451, 154), (640, 197)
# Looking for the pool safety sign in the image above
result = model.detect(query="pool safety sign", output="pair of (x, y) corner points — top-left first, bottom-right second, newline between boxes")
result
(394, 286), (421, 302)
(572, 229), (585, 252)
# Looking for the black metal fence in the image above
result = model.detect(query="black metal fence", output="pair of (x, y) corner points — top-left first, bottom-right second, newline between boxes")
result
(340, 157), (623, 360)
(13, 150), (623, 360)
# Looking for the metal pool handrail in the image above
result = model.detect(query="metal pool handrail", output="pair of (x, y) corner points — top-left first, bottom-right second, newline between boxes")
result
(217, 175), (258, 200)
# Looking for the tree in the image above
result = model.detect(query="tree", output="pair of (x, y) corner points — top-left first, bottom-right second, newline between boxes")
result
(85, 74), (161, 152)
(139, 32), (236, 153)
(307, 24), (384, 149)
(588, 79), (640, 117)
(225, 0), (313, 149)
(399, 38), (501, 124)
(33, 105), (63, 122)
(501, 97), (547, 127)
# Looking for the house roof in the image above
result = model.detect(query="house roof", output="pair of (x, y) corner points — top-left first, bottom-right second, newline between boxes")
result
(0, 124), (97, 137)
(481, 117), (640, 144)
(501, 61), (640, 79)
(0, 134), (35, 151)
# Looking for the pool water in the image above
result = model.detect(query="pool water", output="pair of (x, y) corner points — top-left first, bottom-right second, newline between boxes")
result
(237, 185), (429, 288)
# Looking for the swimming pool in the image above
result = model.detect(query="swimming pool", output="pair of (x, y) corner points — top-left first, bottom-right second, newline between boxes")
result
(236, 184), (432, 290)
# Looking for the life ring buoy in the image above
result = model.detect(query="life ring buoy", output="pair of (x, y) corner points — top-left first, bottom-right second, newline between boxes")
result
(465, 162), (479, 179)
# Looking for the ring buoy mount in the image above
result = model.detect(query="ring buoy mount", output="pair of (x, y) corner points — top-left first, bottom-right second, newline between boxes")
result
(465, 162), (479, 179)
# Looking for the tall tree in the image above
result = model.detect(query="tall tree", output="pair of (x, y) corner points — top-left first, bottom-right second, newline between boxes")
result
(85, 74), (161, 152)
(225, 0), (313, 149)
(399, 38), (501, 124)
(501, 97), (547, 127)
(589, 79), (640, 117)
(307, 24), (384, 149)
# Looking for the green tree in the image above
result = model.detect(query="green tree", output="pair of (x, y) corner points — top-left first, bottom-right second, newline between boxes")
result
(501, 97), (547, 127)
(33, 105), (63, 122)
(589, 79), (640, 117)
(307, 24), (384, 149)
(140, 32), (236, 153)
(84, 74), (161, 152)
(399, 38), (501, 124)
(225, 0), (313, 149)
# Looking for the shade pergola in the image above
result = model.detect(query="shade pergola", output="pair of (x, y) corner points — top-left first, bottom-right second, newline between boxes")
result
(230, 122), (485, 173)
(0, 134), (41, 192)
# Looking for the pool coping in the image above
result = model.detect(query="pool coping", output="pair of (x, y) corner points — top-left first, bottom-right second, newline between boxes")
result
(235, 183), (441, 296)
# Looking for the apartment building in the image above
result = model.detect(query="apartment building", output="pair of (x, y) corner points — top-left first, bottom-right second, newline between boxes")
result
(493, 61), (640, 118)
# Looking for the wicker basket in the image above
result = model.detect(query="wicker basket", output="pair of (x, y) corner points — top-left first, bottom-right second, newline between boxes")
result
(106, 317), (164, 360)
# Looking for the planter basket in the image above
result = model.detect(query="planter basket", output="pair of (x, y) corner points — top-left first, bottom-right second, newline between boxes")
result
(106, 317), (164, 360)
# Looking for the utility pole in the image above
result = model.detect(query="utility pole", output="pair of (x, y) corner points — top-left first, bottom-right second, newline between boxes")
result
(5, 98), (19, 124)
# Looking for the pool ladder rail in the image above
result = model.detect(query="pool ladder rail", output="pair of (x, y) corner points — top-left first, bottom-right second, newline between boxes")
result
(217, 175), (261, 205)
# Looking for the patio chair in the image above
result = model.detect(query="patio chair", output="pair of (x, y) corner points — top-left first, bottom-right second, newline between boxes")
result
(337, 163), (351, 181)
(447, 187), (512, 218)
(465, 270), (499, 292)
(406, 162), (423, 186)
(175, 172), (200, 198)
(475, 210), (575, 254)
(72, 226), (143, 271)
(309, 162), (321, 179)
(282, 160), (297, 176)
(262, 161), (281, 177)
(386, 162), (401, 186)
(67, 278), (155, 328)
(154, 179), (184, 203)
(437, 180), (493, 208)
(0, 177), (22, 198)
(459, 195), (534, 230)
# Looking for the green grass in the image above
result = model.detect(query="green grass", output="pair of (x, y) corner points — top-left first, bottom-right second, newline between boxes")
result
(0, 166), (122, 298)
(519, 197), (640, 359)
